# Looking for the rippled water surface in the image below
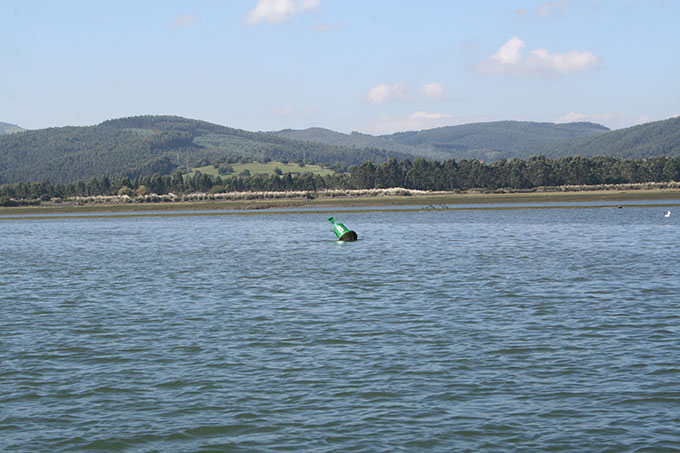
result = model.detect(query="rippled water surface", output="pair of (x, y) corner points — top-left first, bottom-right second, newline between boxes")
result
(2, 206), (679, 451)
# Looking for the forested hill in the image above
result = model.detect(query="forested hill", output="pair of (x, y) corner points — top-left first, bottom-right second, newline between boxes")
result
(0, 116), (408, 184)
(272, 121), (610, 161)
(273, 118), (680, 162)
(531, 116), (680, 159)
(0, 122), (25, 135)
(3, 115), (679, 185)
(272, 127), (420, 156)
(383, 121), (609, 160)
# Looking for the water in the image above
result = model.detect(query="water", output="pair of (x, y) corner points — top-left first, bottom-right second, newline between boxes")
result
(1, 205), (679, 451)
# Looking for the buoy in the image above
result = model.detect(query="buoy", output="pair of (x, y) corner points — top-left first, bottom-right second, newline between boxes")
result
(329, 217), (358, 241)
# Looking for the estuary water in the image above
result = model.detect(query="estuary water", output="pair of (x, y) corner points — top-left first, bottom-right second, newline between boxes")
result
(1, 204), (679, 451)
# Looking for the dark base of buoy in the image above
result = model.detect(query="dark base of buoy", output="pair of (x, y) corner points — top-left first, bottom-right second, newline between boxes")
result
(338, 231), (358, 242)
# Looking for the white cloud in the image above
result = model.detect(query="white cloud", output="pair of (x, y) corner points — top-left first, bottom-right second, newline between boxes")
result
(420, 82), (446, 99)
(365, 83), (411, 104)
(537, 0), (574, 18)
(271, 107), (294, 116)
(170, 14), (199, 29)
(556, 112), (589, 123)
(365, 82), (447, 104)
(477, 36), (598, 76)
(511, 1), (573, 20)
(246, 0), (319, 25)
(509, 8), (529, 19)
(409, 111), (452, 120)
(493, 36), (525, 65)
(557, 112), (651, 129)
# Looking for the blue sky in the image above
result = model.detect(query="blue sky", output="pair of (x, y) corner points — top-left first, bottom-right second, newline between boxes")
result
(2, 0), (679, 133)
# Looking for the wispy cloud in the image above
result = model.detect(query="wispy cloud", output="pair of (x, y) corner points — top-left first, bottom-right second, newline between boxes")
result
(365, 83), (411, 104)
(409, 111), (452, 120)
(476, 36), (598, 76)
(420, 82), (446, 100)
(365, 82), (447, 104)
(271, 106), (294, 116)
(510, 1), (574, 20)
(170, 14), (199, 29)
(557, 112), (651, 129)
(509, 8), (529, 19)
(537, 0), (574, 18)
(246, 0), (320, 25)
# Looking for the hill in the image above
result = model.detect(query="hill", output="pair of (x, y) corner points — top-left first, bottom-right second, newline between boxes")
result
(0, 122), (25, 135)
(271, 121), (609, 161)
(3, 115), (679, 185)
(272, 127), (424, 156)
(0, 116), (408, 184)
(383, 121), (609, 160)
(532, 116), (680, 159)
(271, 118), (680, 162)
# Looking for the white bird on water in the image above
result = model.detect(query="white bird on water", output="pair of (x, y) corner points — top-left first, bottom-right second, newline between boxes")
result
(664, 210), (671, 217)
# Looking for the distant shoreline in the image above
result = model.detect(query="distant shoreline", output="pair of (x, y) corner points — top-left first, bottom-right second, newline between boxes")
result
(2, 186), (680, 217)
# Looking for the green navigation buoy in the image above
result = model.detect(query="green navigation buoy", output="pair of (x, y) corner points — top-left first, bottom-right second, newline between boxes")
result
(329, 217), (358, 242)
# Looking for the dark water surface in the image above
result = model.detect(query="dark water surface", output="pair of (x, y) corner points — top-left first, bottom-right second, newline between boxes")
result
(2, 206), (679, 451)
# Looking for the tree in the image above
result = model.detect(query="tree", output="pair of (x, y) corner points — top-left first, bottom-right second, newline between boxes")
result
(350, 161), (376, 189)
(118, 186), (134, 197)
(663, 158), (680, 181)
(149, 174), (166, 194)
(526, 155), (555, 187)
(171, 170), (185, 192)
(136, 185), (151, 196)
(218, 163), (234, 175)
(374, 158), (404, 188)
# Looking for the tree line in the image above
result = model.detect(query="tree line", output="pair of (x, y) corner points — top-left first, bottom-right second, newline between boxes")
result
(2, 155), (680, 204)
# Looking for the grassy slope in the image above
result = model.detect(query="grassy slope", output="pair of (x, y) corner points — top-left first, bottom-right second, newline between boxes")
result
(190, 161), (335, 177)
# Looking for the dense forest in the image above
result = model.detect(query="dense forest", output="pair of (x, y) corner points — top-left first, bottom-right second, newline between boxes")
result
(532, 116), (680, 158)
(383, 121), (610, 161)
(272, 117), (680, 162)
(3, 115), (680, 188)
(3, 155), (679, 205)
(272, 127), (423, 156)
(272, 121), (610, 160)
(0, 116), (408, 184)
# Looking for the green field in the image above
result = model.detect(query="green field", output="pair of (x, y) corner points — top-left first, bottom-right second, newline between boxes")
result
(190, 161), (335, 177)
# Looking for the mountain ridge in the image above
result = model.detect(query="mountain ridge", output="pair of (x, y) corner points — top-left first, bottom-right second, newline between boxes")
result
(2, 115), (680, 184)
(0, 115), (408, 184)
(532, 116), (680, 159)
(271, 120), (610, 161)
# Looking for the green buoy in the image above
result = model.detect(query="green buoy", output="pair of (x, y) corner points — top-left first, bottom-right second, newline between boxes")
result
(329, 217), (358, 241)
